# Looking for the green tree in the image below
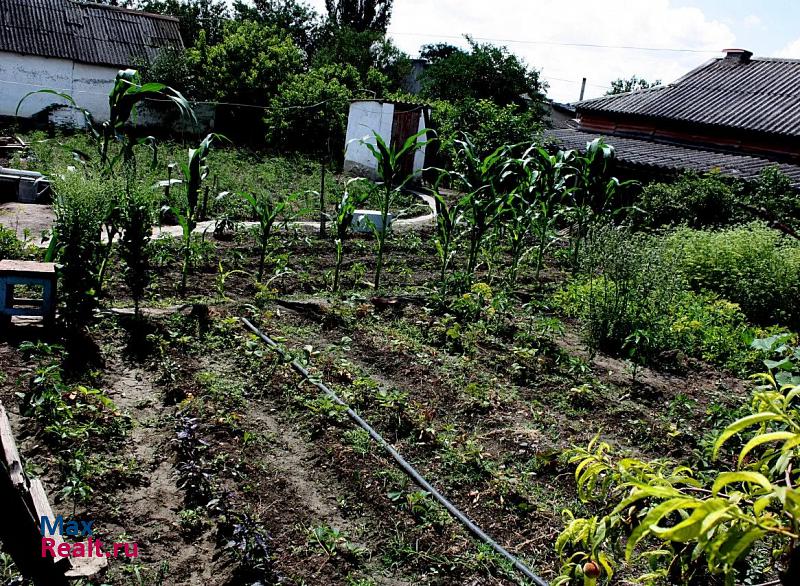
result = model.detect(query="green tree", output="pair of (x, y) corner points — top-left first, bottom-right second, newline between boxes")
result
(313, 26), (409, 87)
(198, 20), (304, 106)
(420, 37), (547, 109)
(324, 0), (393, 33)
(139, 47), (200, 98)
(606, 75), (661, 95)
(137, 0), (230, 46)
(264, 64), (360, 157)
(232, 0), (321, 53)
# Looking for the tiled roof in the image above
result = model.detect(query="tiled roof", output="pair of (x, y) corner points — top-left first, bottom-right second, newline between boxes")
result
(0, 0), (182, 68)
(548, 128), (800, 188)
(576, 56), (800, 137)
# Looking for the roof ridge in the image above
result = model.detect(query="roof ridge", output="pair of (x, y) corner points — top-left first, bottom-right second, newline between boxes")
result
(573, 54), (800, 137)
(577, 84), (668, 105)
(751, 56), (800, 63)
(73, 0), (180, 22)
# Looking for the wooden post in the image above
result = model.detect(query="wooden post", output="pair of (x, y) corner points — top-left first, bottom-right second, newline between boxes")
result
(579, 77), (587, 101)
(319, 160), (327, 238)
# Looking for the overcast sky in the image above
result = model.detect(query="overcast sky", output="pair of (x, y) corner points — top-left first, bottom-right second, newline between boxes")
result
(296, 0), (800, 102)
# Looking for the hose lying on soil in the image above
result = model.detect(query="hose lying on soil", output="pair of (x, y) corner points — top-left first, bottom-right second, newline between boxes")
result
(240, 317), (549, 586)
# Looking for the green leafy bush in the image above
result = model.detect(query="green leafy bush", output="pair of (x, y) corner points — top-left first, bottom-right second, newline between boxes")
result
(666, 223), (800, 328)
(50, 172), (116, 330)
(555, 348), (800, 585)
(637, 167), (799, 230)
(746, 166), (800, 230)
(555, 227), (773, 372)
(0, 226), (24, 261)
(431, 98), (543, 165)
(264, 64), (360, 156)
(555, 227), (687, 362)
(637, 172), (738, 228)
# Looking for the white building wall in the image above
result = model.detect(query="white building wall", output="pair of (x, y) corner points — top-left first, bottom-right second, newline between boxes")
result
(343, 100), (395, 179)
(0, 51), (118, 124)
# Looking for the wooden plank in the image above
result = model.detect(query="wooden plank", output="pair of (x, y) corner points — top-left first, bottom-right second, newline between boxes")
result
(0, 260), (57, 274)
(28, 479), (107, 577)
(0, 401), (26, 488)
(66, 554), (108, 577)
(27, 479), (71, 570)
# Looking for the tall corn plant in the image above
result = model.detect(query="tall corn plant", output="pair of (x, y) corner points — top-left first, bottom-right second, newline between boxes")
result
(19, 69), (194, 300)
(166, 134), (216, 293)
(447, 138), (510, 284)
(501, 191), (535, 288)
(432, 182), (462, 292)
(17, 69), (194, 173)
(238, 191), (299, 282)
(565, 138), (628, 270)
(515, 145), (575, 281)
(360, 129), (431, 290)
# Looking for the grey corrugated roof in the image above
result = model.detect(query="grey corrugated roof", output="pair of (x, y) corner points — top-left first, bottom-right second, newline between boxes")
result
(577, 56), (800, 137)
(0, 0), (182, 68)
(548, 128), (800, 188)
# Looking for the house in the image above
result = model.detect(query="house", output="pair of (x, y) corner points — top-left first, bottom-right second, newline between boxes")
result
(402, 58), (430, 95)
(549, 49), (800, 187)
(0, 0), (183, 126)
(343, 100), (431, 181)
(546, 101), (577, 129)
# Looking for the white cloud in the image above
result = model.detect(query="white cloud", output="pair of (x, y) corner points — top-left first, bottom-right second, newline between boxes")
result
(776, 38), (800, 58)
(743, 14), (762, 28)
(303, 0), (736, 102)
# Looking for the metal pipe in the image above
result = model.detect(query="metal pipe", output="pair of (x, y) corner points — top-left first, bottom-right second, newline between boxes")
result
(240, 317), (548, 586)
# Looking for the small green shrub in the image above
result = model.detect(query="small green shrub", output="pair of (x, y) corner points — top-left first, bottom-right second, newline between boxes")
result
(120, 190), (154, 317)
(746, 166), (800, 230)
(666, 223), (800, 328)
(555, 349), (800, 585)
(555, 227), (686, 362)
(555, 226), (781, 372)
(430, 97), (542, 167)
(50, 171), (112, 331)
(0, 226), (24, 260)
(637, 167), (799, 230)
(637, 171), (738, 228)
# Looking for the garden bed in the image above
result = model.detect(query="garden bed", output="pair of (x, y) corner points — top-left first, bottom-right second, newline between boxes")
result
(0, 227), (763, 585)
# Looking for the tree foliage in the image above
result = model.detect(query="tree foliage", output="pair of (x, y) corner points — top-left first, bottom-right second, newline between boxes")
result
(137, 0), (230, 46)
(232, 0), (321, 53)
(420, 38), (547, 110)
(265, 64), (361, 157)
(198, 20), (304, 106)
(324, 0), (393, 33)
(555, 340), (800, 585)
(606, 75), (661, 95)
(312, 25), (409, 86)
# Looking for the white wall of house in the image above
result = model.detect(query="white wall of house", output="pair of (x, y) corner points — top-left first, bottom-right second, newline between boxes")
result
(0, 51), (212, 132)
(0, 51), (117, 123)
(343, 101), (396, 178)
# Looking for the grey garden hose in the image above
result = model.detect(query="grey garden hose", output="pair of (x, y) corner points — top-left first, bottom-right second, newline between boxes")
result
(240, 317), (549, 586)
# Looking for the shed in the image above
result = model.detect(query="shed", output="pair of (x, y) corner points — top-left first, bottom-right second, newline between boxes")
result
(343, 101), (431, 181)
